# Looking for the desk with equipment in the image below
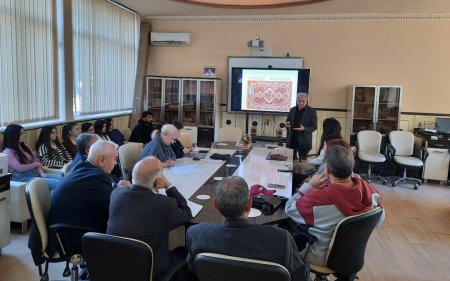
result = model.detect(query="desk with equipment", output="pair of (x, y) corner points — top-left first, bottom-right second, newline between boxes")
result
(414, 119), (450, 184)
(163, 142), (293, 224)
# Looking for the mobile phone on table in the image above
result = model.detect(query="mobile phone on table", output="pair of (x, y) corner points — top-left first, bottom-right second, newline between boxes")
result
(267, 183), (286, 189)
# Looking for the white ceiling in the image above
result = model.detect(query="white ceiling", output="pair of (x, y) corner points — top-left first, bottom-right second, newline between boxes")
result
(114, 0), (450, 18)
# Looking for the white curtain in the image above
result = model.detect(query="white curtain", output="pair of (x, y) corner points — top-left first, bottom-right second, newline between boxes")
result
(0, 0), (56, 126)
(72, 0), (136, 117)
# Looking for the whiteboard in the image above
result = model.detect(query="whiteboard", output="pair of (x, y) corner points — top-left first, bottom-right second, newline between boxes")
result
(227, 56), (304, 110)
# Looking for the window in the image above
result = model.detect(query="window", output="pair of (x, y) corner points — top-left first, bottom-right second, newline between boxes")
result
(72, 0), (137, 118)
(0, 0), (57, 127)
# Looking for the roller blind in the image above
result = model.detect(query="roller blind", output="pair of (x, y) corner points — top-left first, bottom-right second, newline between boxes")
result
(0, 0), (57, 126)
(72, 0), (136, 117)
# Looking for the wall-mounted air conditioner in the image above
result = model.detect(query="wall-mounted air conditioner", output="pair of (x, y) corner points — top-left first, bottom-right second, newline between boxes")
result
(150, 32), (191, 46)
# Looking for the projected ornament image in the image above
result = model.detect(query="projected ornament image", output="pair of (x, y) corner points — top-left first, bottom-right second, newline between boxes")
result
(247, 80), (292, 112)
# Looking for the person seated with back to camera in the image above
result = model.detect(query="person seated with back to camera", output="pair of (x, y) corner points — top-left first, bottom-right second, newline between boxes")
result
(2, 124), (61, 191)
(35, 126), (72, 169)
(285, 139), (385, 281)
(47, 140), (131, 256)
(186, 175), (310, 281)
(107, 156), (192, 281)
(171, 121), (193, 158)
(140, 124), (178, 168)
(69, 133), (99, 170)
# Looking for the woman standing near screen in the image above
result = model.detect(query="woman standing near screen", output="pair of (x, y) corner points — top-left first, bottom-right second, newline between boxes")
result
(285, 93), (317, 160)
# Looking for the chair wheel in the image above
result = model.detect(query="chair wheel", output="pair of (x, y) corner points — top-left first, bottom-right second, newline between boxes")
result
(40, 273), (49, 281)
(391, 182), (396, 187)
(382, 179), (388, 185)
(418, 181), (422, 186)
(414, 184), (419, 190)
(63, 267), (71, 277)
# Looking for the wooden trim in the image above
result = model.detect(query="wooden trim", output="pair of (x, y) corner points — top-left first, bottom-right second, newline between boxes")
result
(402, 112), (450, 117)
(174, 0), (332, 9)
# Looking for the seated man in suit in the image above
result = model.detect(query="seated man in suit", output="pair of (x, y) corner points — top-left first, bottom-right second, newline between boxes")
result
(48, 140), (122, 256)
(140, 124), (177, 167)
(285, 139), (385, 281)
(107, 156), (192, 280)
(69, 133), (98, 170)
(186, 176), (310, 281)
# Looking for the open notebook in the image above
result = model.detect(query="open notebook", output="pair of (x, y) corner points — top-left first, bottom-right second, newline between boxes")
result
(187, 200), (203, 217)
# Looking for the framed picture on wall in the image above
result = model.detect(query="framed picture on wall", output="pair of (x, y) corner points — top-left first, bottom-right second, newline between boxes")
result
(203, 66), (216, 77)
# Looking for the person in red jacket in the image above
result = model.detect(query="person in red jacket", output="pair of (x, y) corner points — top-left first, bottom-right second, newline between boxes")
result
(286, 139), (385, 281)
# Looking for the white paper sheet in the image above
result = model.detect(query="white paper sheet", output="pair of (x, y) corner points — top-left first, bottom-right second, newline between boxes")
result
(187, 200), (204, 217)
(170, 165), (201, 175)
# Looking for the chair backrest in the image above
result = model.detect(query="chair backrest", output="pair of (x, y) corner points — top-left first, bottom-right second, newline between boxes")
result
(194, 252), (291, 281)
(357, 130), (382, 154)
(82, 232), (153, 281)
(178, 131), (192, 148)
(61, 161), (72, 176)
(325, 207), (383, 275)
(25, 178), (51, 251)
(118, 142), (144, 181)
(389, 131), (414, 156)
(120, 128), (132, 141)
(218, 127), (242, 142)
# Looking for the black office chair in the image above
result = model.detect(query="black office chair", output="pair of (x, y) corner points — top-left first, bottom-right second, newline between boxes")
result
(299, 207), (383, 281)
(194, 252), (291, 281)
(82, 232), (185, 281)
(25, 178), (89, 281)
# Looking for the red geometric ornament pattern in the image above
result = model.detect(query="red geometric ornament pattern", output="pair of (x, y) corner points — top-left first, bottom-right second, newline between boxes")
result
(247, 80), (292, 111)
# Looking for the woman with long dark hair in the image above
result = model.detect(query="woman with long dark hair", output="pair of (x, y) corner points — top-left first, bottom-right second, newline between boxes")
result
(105, 118), (125, 146)
(36, 126), (72, 167)
(62, 122), (81, 158)
(308, 118), (342, 166)
(81, 122), (94, 133)
(94, 119), (112, 141)
(2, 124), (60, 190)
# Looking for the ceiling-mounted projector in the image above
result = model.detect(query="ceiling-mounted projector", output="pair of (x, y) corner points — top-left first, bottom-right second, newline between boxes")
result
(247, 34), (265, 48)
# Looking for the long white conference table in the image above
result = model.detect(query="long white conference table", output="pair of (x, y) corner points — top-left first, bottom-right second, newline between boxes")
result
(162, 142), (294, 225)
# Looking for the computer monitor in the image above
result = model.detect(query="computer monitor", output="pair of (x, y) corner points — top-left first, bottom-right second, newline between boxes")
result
(435, 117), (450, 134)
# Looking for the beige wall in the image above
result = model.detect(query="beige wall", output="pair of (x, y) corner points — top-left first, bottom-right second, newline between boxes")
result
(145, 15), (450, 114)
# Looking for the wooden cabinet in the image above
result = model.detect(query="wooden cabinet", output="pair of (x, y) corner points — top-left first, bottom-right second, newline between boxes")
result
(146, 76), (221, 146)
(347, 85), (402, 137)
(146, 77), (181, 125)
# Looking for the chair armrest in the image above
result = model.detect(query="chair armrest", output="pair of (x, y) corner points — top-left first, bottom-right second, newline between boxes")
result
(296, 224), (318, 245)
(43, 166), (63, 176)
(49, 223), (99, 233)
(421, 147), (429, 162)
(385, 143), (396, 161)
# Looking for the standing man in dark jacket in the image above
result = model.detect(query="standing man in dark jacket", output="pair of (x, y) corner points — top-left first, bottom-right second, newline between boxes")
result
(286, 92), (317, 159)
(129, 111), (154, 144)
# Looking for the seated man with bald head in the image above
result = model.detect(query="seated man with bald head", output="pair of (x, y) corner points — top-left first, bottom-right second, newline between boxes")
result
(186, 176), (310, 281)
(107, 156), (192, 280)
(48, 140), (119, 255)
